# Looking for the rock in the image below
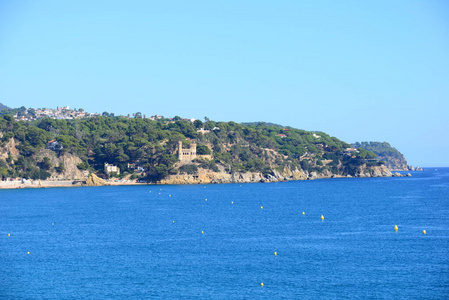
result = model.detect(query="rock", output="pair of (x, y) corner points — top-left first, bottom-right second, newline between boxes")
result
(0, 138), (20, 160)
(37, 150), (84, 180)
(86, 173), (107, 186)
(406, 173), (412, 177)
(416, 166), (423, 171)
(157, 161), (395, 185)
(291, 169), (308, 180)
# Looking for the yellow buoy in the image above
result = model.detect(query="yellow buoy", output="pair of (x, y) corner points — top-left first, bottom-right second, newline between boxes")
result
(27, 251), (30, 255)
(422, 230), (426, 234)
(302, 212), (305, 215)
(201, 231), (204, 234)
(149, 191), (151, 193)
(260, 282), (264, 287)
(394, 225), (398, 231)
(260, 206), (263, 209)
(274, 251), (277, 256)
(205, 199), (207, 201)
(169, 195), (171, 197)
(320, 215), (324, 220)
(231, 201), (234, 204)
(8, 233), (10, 237)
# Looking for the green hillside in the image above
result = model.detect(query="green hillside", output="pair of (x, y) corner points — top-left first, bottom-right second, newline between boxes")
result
(0, 114), (383, 181)
(352, 141), (408, 170)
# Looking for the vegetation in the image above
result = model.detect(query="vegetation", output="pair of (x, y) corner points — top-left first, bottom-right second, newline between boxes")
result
(0, 111), (385, 181)
(0, 103), (11, 112)
(352, 141), (407, 170)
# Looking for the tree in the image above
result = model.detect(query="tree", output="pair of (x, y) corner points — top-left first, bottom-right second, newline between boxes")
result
(197, 144), (211, 155)
(38, 157), (52, 170)
(193, 119), (204, 129)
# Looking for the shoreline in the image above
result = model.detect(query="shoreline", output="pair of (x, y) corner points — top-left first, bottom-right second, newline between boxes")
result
(0, 172), (413, 190)
(0, 180), (149, 190)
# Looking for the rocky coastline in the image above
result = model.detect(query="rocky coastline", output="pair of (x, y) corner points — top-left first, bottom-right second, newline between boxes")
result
(158, 164), (395, 185)
(1, 164), (410, 189)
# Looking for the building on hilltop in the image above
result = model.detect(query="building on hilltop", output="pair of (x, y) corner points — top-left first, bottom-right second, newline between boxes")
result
(197, 128), (210, 134)
(104, 163), (120, 175)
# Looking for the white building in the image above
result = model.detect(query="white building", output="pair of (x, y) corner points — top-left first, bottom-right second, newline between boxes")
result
(104, 163), (120, 175)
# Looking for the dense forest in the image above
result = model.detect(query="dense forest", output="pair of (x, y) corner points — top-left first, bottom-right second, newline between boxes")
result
(0, 112), (382, 182)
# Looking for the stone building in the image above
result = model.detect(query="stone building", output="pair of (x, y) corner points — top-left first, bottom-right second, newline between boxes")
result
(177, 141), (213, 162)
(178, 141), (197, 162)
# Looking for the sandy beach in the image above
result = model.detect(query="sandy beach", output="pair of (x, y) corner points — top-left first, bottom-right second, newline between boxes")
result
(0, 179), (148, 189)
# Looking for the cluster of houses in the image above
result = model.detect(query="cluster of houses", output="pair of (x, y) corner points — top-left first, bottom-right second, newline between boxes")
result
(13, 107), (202, 124)
(196, 127), (220, 134)
(11, 106), (219, 133)
(14, 106), (101, 121)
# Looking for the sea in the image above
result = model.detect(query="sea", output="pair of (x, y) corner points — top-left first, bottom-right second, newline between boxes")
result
(1, 168), (448, 299)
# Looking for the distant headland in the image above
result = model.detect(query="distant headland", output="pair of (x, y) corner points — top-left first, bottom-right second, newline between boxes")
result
(0, 104), (421, 188)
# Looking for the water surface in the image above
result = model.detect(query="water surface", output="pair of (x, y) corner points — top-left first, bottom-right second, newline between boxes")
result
(1, 169), (448, 299)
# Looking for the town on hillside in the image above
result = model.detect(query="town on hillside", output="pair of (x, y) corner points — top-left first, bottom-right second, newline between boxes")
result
(0, 103), (200, 123)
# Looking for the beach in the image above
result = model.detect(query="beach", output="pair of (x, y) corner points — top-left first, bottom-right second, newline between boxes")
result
(0, 179), (148, 189)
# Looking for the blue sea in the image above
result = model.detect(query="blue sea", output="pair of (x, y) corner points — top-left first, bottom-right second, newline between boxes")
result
(1, 169), (449, 299)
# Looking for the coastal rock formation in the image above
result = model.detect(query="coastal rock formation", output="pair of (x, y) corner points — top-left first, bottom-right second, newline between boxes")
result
(408, 166), (423, 171)
(158, 163), (393, 185)
(86, 173), (106, 186)
(355, 165), (392, 178)
(36, 150), (85, 180)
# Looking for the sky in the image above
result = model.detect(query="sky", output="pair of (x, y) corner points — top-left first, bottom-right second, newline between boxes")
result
(1, 0), (448, 167)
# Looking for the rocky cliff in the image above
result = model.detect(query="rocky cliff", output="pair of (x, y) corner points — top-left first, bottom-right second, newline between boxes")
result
(0, 138), (20, 160)
(36, 150), (86, 180)
(159, 163), (392, 185)
(0, 138), (86, 180)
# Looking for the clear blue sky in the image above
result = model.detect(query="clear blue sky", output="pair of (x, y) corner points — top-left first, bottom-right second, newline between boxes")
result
(1, 0), (448, 167)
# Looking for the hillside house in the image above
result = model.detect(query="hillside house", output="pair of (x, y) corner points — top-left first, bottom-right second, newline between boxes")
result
(47, 140), (63, 151)
(104, 163), (120, 175)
